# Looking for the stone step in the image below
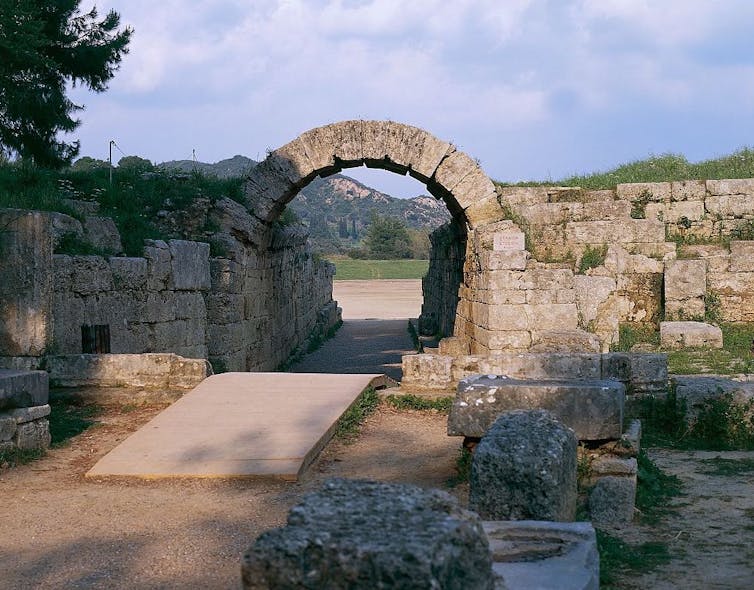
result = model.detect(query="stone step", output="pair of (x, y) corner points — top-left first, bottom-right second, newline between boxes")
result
(448, 375), (625, 441)
(0, 369), (49, 410)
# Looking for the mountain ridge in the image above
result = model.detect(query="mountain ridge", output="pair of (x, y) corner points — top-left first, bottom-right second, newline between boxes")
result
(160, 155), (451, 253)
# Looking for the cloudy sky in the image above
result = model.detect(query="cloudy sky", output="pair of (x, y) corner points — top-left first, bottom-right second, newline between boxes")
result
(72, 0), (754, 197)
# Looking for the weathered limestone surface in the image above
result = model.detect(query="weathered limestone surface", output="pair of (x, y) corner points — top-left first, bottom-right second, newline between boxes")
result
(469, 409), (577, 521)
(448, 375), (625, 441)
(0, 370), (50, 451)
(664, 259), (706, 320)
(672, 376), (754, 421)
(0, 370), (49, 410)
(588, 476), (636, 524)
(242, 478), (494, 590)
(660, 321), (723, 349)
(0, 210), (53, 357)
(483, 521), (599, 590)
(45, 354), (209, 389)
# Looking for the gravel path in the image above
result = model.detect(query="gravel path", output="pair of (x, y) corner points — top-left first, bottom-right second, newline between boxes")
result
(289, 319), (416, 381)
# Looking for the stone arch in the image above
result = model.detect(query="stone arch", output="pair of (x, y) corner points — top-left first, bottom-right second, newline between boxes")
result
(243, 120), (503, 231)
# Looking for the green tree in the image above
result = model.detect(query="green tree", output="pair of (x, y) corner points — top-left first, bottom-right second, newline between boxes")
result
(363, 212), (413, 259)
(70, 155), (108, 171)
(117, 155), (153, 172)
(0, 1), (132, 167)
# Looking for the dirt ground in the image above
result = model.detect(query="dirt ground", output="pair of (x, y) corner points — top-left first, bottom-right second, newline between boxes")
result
(3, 391), (754, 590)
(0, 391), (460, 590)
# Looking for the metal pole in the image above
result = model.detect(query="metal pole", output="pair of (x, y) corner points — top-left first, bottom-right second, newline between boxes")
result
(109, 140), (115, 185)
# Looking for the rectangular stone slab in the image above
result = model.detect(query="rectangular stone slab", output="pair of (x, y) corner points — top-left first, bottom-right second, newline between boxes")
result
(87, 372), (384, 480)
(0, 370), (49, 410)
(448, 375), (624, 441)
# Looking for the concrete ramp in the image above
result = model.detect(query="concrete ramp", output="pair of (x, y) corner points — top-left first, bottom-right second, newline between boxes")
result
(87, 372), (385, 480)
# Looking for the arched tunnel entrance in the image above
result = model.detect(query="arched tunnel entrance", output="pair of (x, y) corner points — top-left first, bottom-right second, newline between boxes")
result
(242, 120), (503, 376)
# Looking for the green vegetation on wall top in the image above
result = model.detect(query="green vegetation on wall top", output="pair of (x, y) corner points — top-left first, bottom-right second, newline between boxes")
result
(496, 149), (754, 190)
(0, 161), (244, 256)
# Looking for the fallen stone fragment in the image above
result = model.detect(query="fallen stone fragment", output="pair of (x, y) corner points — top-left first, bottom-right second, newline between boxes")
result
(242, 478), (495, 590)
(469, 409), (577, 522)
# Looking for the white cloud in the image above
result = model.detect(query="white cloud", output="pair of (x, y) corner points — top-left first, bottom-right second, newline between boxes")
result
(70, 0), (754, 181)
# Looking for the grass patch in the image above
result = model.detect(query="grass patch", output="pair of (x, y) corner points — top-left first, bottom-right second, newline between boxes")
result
(334, 387), (380, 441)
(328, 257), (429, 280)
(698, 457), (754, 476)
(383, 394), (453, 413)
(597, 530), (672, 589)
(577, 244), (607, 274)
(635, 450), (683, 524)
(48, 393), (101, 447)
(496, 149), (754, 189)
(667, 323), (754, 375)
(612, 323), (660, 352)
(0, 162), (244, 256)
(638, 387), (754, 451)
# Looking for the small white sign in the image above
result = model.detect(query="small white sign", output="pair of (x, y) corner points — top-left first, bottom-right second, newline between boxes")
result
(493, 232), (525, 251)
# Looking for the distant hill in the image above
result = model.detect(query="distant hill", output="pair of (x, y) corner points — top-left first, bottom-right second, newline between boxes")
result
(160, 155), (451, 254)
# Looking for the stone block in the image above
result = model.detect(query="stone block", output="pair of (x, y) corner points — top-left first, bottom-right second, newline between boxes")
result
(671, 180), (706, 201)
(206, 293), (245, 324)
(83, 216), (123, 254)
(449, 375), (624, 440)
(266, 137), (318, 187)
(46, 353), (207, 389)
(479, 353), (602, 381)
(574, 275), (616, 325)
(660, 321), (723, 349)
(432, 151), (478, 193)
(601, 353), (631, 382)
(5, 404), (51, 424)
(616, 182), (671, 201)
(144, 240), (171, 290)
(480, 250), (528, 271)
(438, 336), (470, 356)
(628, 354), (668, 395)
(476, 303), (529, 331)
(705, 178), (754, 196)
(168, 240), (210, 291)
(465, 194), (505, 229)
(664, 259), (706, 302)
(109, 257), (148, 291)
(14, 418), (51, 450)
(173, 292), (207, 320)
(526, 303), (579, 331)
(0, 416), (16, 441)
(469, 409), (578, 521)
(70, 255), (113, 295)
(242, 478), (494, 590)
(210, 198), (268, 247)
(400, 354), (453, 390)
(484, 521), (599, 590)
(0, 370), (49, 410)
(588, 476), (636, 524)
(451, 168), (497, 210)
(529, 330), (601, 353)
(49, 212), (84, 247)
(471, 327), (532, 352)
(705, 194), (753, 217)
(729, 241), (754, 272)
(580, 200), (631, 220)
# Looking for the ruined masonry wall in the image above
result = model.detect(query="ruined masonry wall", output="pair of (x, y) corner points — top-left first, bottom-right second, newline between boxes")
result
(422, 178), (754, 354)
(418, 220), (465, 339)
(0, 209), (338, 373)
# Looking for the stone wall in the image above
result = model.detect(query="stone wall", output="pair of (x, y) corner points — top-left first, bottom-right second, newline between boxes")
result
(0, 205), (339, 376)
(52, 239), (210, 359)
(420, 178), (754, 354)
(418, 220), (465, 338)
